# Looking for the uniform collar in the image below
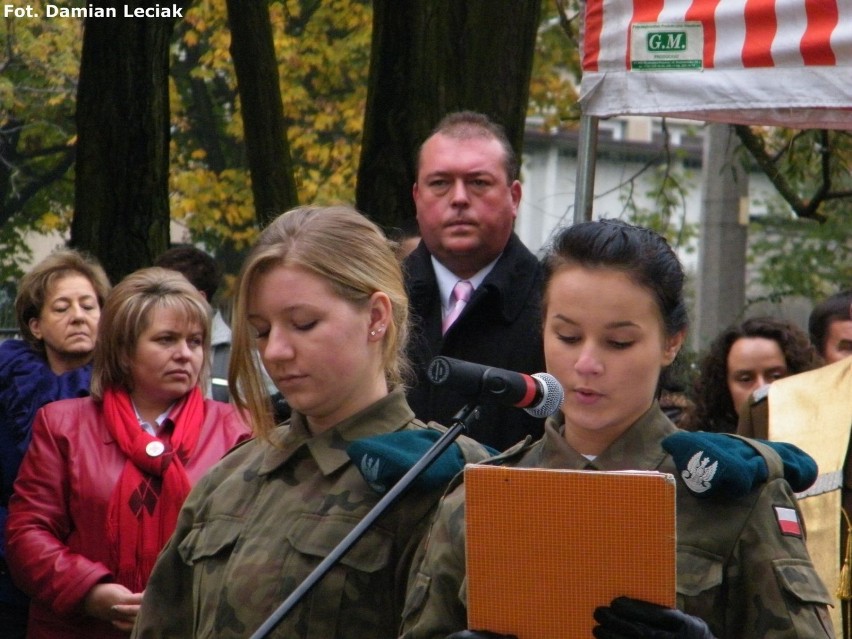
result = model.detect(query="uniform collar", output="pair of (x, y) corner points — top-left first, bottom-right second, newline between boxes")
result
(529, 403), (674, 471)
(258, 389), (415, 476)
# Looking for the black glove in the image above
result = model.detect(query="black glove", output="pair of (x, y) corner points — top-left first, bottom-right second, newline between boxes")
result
(446, 631), (518, 639)
(593, 597), (716, 639)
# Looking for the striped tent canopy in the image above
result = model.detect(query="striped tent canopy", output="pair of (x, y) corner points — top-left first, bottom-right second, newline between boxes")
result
(579, 0), (852, 129)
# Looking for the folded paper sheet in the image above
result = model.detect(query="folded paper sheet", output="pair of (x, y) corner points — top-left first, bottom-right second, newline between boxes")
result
(465, 465), (676, 639)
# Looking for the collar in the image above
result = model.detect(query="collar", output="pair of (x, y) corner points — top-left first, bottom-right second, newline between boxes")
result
(133, 400), (175, 436)
(406, 234), (542, 324)
(431, 254), (499, 314)
(211, 311), (232, 346)
(258, 389), (416, 476)
(0, 339), (94, 443)
(527, 403), (674, 471)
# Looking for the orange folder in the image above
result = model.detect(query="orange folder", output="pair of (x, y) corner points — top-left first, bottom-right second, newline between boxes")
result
(464, 465), (676, 639)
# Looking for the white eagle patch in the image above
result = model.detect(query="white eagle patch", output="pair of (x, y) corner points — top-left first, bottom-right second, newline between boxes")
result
(681, 450), (719, 494)
(359, 455), (385, 493)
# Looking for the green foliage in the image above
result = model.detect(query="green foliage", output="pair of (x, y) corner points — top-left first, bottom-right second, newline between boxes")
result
(0, 219), (33, 281)
(274, 0), (372, 203)
(741, 128), (852, 302)
(0, 3), (81, 279)
(170, 0), (372, 256)
(527, 0), (582, 130)
(748, 128), (852, 195)
(2, 0), (373, 277)
(617, 155), (700, 254)
(748, 205), (851, 303)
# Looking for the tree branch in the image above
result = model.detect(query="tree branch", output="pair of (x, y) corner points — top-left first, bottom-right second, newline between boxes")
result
(734, 124), (827, 222)
(1, 146), (75, 223)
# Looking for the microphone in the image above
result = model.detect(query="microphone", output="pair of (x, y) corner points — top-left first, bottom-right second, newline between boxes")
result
(426, 356), (564, 418)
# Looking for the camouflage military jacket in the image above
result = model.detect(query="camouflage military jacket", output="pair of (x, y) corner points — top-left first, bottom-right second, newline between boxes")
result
(131, 390), (490, 639)
(400, 404), (834, 639)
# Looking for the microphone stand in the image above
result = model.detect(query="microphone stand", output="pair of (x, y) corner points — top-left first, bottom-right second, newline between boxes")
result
(249, 402), (483, 639)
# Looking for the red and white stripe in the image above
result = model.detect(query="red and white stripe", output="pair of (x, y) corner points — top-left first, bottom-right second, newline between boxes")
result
(579, 0), (852, 128)
(583, 0), (847, 72)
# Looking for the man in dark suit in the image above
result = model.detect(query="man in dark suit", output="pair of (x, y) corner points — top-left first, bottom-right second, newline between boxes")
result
(404, 111), (545, 451)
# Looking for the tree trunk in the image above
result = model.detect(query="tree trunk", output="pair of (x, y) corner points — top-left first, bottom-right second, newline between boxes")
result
(72, 4), (181, 283)
(694, 124), (748, 350)
(171, 26), (229, 175)
(357, 0), (543, 229)
(226, 0), (298, 227)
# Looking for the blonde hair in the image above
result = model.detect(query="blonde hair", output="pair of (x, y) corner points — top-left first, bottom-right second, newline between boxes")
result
(90, 267), (212, 400)
(15, 249), (111, 354)
(230, 205), (410, 440)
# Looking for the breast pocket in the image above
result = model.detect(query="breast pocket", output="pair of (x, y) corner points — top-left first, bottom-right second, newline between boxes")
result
(676, 547), (724, 627)
(285, 513), (395, 639)
(677, 548), (723, 596)
(178, 517), (243, 565)
(177, 517), (244, 638)
(773, 558), (834, 637)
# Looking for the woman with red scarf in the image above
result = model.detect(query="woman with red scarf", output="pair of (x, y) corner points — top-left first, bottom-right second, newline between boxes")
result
(5, 267), (251, 639)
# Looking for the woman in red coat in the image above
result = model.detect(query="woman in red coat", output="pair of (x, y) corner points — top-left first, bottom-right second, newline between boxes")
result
(5, 267), (251, 639)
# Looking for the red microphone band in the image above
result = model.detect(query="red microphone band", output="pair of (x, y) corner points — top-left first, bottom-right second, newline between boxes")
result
(513, 375), (538, 408)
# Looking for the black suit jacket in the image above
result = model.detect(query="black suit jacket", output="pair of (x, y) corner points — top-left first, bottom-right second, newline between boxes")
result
(403, 233), (546, 450)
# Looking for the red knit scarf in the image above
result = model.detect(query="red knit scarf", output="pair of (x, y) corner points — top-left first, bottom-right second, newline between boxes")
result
(103, 386), (203, 592)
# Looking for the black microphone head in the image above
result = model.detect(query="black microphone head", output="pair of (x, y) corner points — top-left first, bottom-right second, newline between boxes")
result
(525, 373), (564, 418)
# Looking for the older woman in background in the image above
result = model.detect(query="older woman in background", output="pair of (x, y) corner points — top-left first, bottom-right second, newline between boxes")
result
(0, 249), (111, 639)
(5, 267), (250, 639)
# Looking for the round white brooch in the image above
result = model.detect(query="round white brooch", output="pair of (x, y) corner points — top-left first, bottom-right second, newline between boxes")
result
(146, 441), (166, 457)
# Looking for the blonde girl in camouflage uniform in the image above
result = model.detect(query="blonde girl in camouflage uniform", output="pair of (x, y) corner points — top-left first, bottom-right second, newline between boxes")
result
(399, 220), (834, 639)
(132, 206), (489, 639)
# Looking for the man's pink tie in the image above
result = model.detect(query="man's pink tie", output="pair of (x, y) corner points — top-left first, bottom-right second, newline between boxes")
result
(442, 280), (473, 334)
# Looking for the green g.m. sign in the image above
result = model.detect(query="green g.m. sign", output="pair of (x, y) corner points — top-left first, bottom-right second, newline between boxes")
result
(647, 31), (687, 52)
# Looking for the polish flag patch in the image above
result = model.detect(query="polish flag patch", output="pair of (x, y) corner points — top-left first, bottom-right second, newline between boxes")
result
(774, 506), (803, 538)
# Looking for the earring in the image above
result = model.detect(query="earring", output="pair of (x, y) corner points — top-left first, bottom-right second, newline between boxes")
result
(370, 330), (377, 336)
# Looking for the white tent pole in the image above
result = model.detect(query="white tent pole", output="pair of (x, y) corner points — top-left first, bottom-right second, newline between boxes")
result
(573, 114), (599, 223)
